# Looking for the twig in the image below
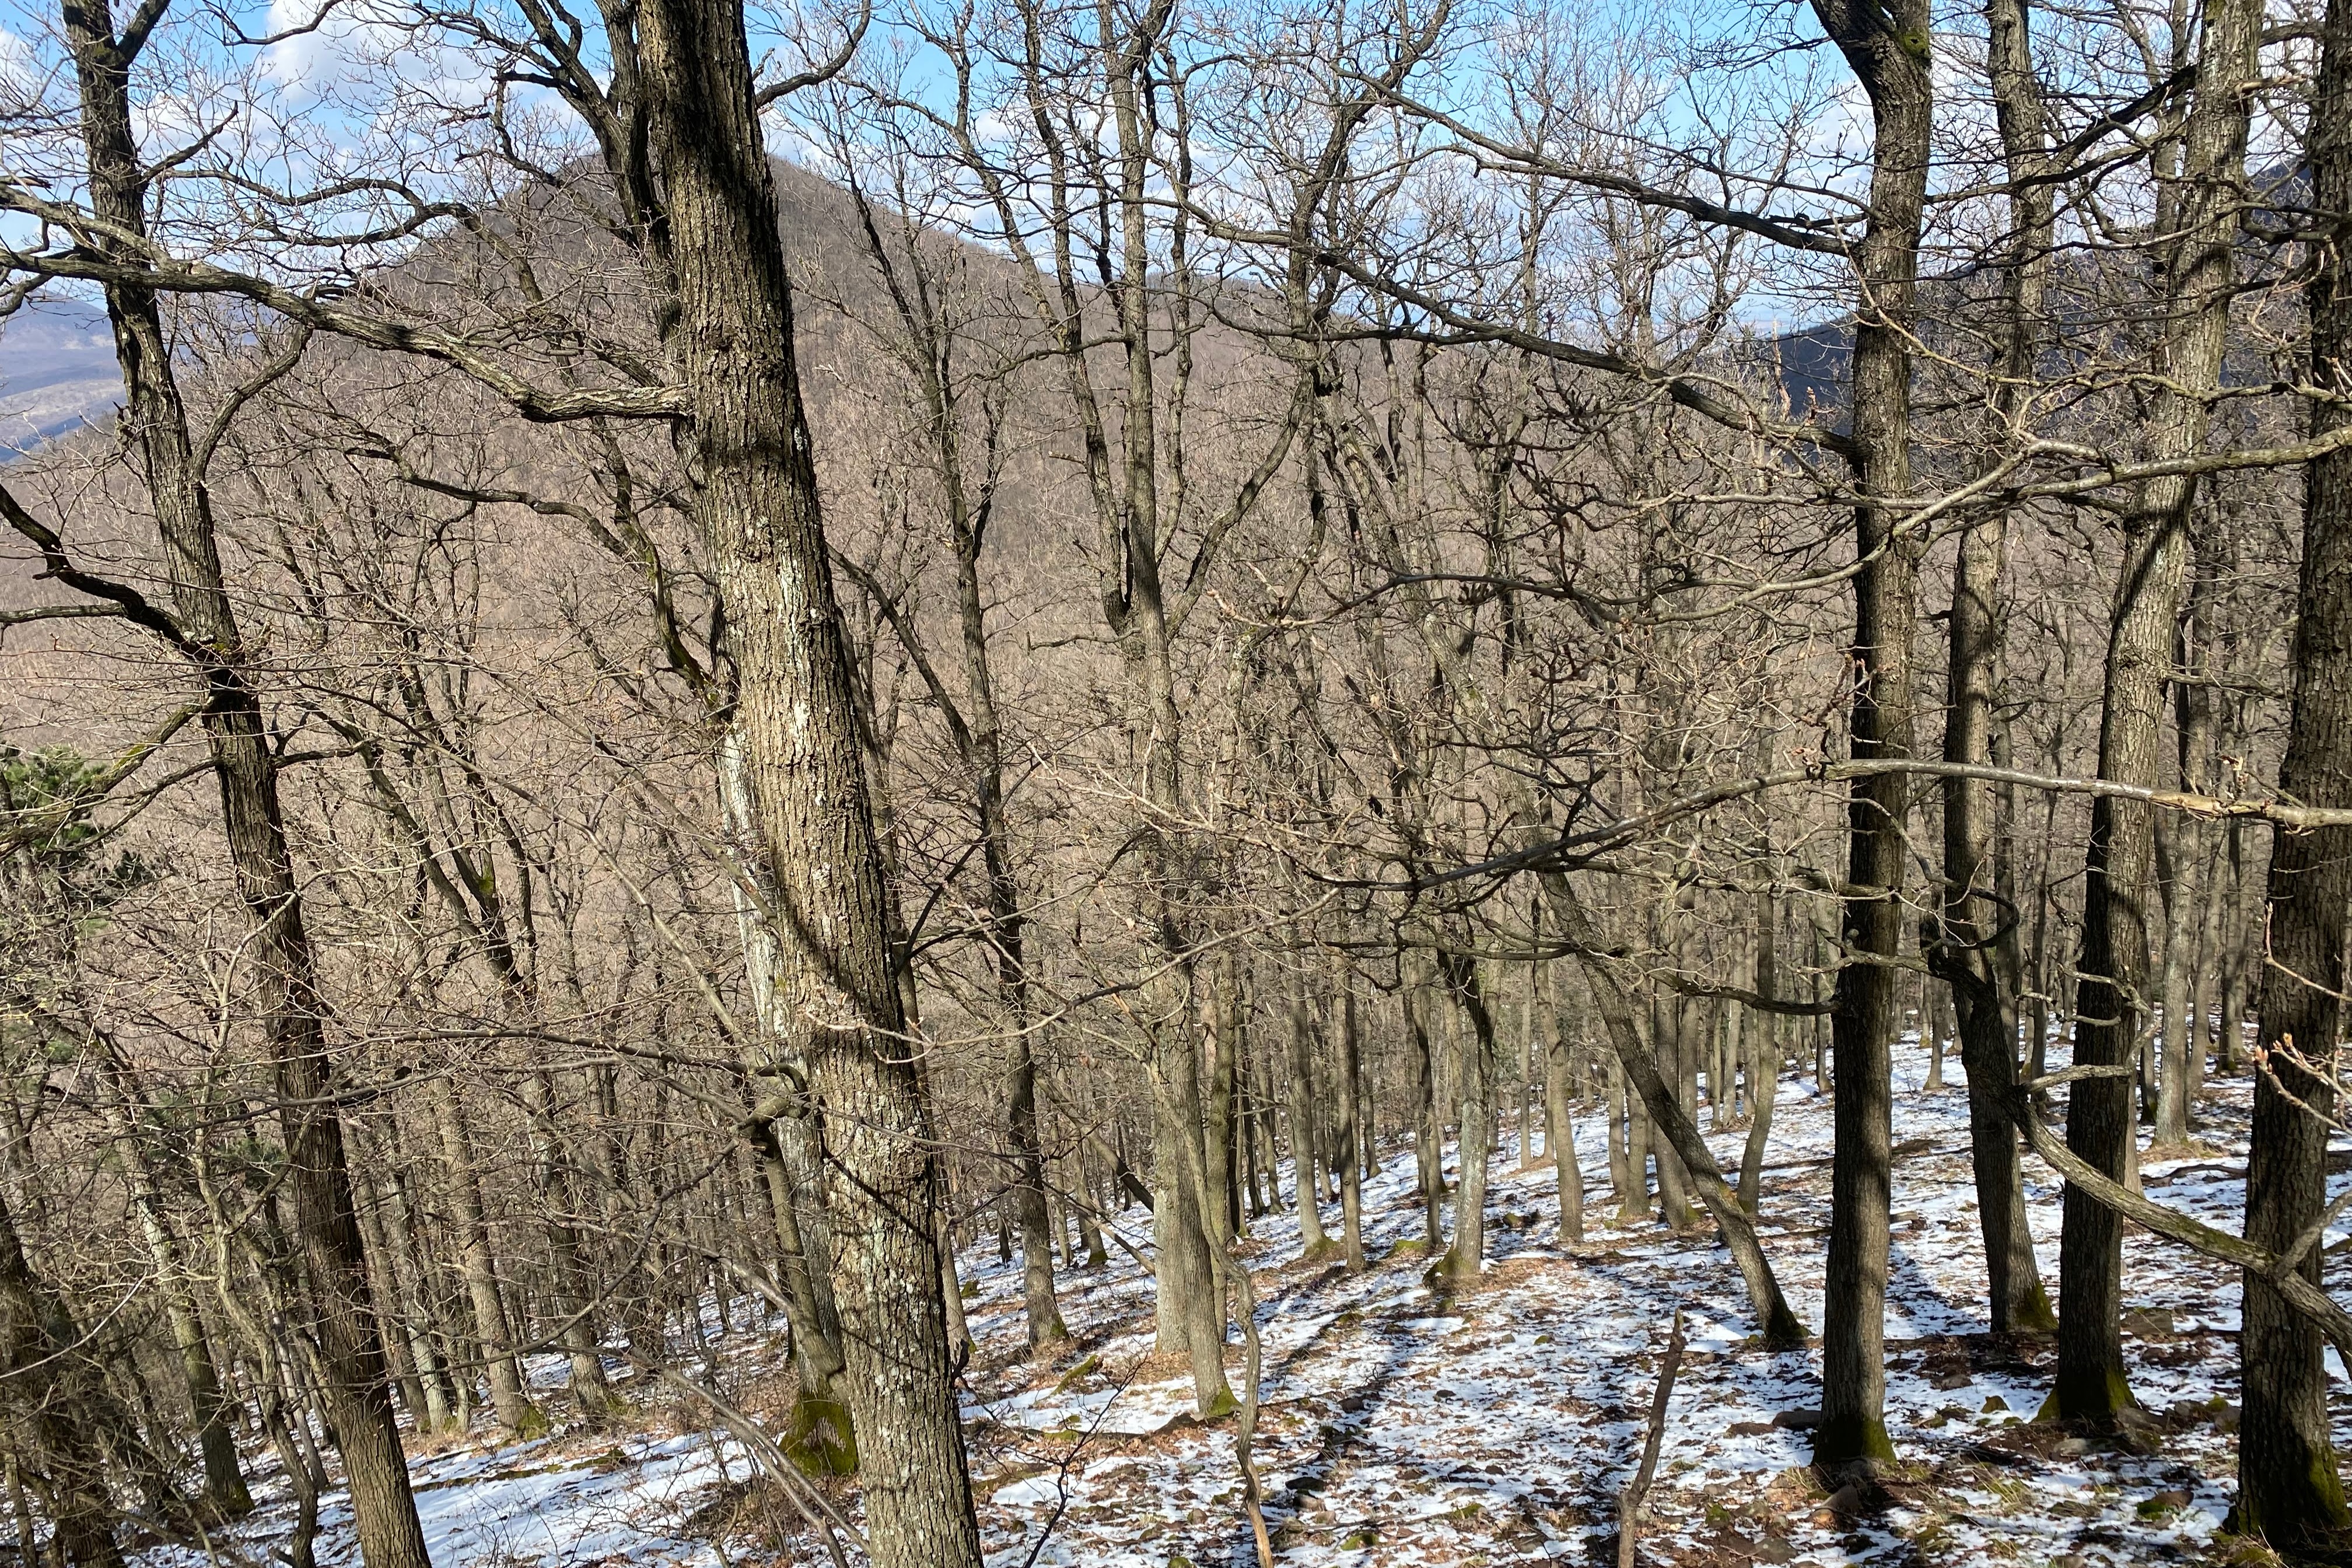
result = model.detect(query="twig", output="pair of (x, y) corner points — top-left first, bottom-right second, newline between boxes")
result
(1616, 1310), (1688, 1568)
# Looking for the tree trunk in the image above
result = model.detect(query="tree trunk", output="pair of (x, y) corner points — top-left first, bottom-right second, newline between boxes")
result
(517, 1074), (615, 1417)
(2154, 816), (2197, 1147)
(1545, 877), (1807, 1346)
(1408, 975), (1445, 1248)
(1738, 887), (1780, 1219)
(1205, 953), (1242, 1250)
(1335, 967), (1367, 1271)
(2056, 0), (2259, 1424)
(1548, 969), (1586, 1242)
(1929, 0), (2059, 1322)
(364, 1164), (457, 1434)
(1289, 966), (1332, 1258)
(0, 1191), (128, 1568)
(98, 1073), (251, 1517)
(2232, 0), (2352, 1533)
(635, 0), (982, 1545)
(1807, 0), (1931, 1475)
(58, 8), (430, 1559)
(426, 1080), (537, 1436)
(1444, 952), (1496, 1290)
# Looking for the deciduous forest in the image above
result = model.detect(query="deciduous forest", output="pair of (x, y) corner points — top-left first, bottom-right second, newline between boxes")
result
(2, 0), (2351, 1559)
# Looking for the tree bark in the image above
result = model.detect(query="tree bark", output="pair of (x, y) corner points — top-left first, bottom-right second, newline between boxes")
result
(97, 1069), (251, 1517)
(1927, 0), (2057, 1334)
(517, 1074), (616, 1416)
(1738, 886), (1780, 1219)
(55, 7), (430, 1560)
(1407, 974), (1446, 1248)
(1547, 967), (1586, 1242)
(2232, 0), (2352, 1534)
(1334, 965), (1367, 1270)
(1808, 0), (1932, 1474)
(634, 0), (982, 1548)
(426, 1079), (537, 1436)
(1443, 951), (1496, 1290)
(1286, 964), (1332, 1258)
(2055, 0), (2259, 1424)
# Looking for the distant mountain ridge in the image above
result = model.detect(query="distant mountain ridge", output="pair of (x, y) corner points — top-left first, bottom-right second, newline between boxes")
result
(0, 296), (122, 459)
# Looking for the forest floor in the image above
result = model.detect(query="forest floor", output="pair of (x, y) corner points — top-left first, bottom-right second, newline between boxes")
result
(139, 1038), (2330, 1568)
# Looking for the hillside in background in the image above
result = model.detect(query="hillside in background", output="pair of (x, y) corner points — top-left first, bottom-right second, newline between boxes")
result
(0, 295), (121, 457)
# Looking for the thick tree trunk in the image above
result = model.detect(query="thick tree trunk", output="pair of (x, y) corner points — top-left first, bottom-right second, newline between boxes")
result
(2232, 0), (2352, 1533)
(2056, 0), (2258, 1425)
(634, 0), (981, 1549)
(1807, 0), (1931, 1476)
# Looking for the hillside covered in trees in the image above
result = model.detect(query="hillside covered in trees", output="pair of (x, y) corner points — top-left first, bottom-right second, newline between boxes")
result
(3, 0), (2352, 1561)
